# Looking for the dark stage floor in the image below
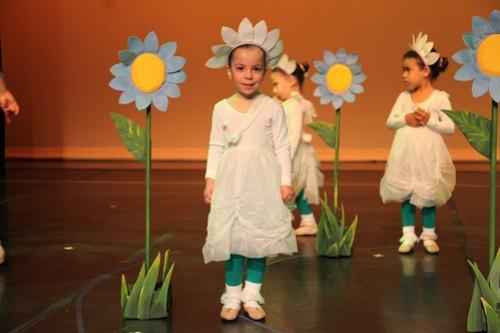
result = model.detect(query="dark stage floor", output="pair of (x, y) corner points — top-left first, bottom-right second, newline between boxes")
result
(0, 166), (498, 333)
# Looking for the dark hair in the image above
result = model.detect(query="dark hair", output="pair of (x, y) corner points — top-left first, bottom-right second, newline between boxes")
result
(403, 49), (448, 81)
(272, 62), (310, 88)
(291, 63), (310, 88)
(228, 44), (267, 68)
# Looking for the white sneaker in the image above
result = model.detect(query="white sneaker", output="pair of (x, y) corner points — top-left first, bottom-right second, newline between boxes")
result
(398, 232), (418, 254)
(0, 244), (4, 265)
(295, 214), (318, 236)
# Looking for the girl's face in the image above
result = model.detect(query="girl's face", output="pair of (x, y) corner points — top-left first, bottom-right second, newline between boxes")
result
(402, 57), (430, 92)
(271, 71), (296, 101)
(227, 46), (266, 98)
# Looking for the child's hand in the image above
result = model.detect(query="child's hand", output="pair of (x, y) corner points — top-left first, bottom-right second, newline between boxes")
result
(0, 91), (20, 124)
(415, 109), (430, 125)
(405, 113), (421, 127)
(204, 178), (215, 204)
(280, 186), (295, 203)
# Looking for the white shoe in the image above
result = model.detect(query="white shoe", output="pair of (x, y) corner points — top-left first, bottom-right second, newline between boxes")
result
(0, 244), (5, 265)
(420, 230), (439, 254)
(220, 285), (242, 321)
(295, 214), (318, 236)
(398, 232), (418, 254)
(241, 281), (266, 321)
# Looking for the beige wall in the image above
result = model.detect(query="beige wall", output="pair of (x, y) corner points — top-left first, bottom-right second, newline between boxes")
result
(0, 0), (498, 162)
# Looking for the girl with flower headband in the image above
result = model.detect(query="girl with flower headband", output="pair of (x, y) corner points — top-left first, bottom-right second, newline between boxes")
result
(380, 33), (456, 255)
(271, 54), (324, 236)
(203, 18), (297, 321)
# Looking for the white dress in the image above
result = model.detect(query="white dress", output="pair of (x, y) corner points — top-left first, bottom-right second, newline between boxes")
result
(380, 90), (456, 208)
(282, 92), (324, 205)
(203, 94), (298, 264)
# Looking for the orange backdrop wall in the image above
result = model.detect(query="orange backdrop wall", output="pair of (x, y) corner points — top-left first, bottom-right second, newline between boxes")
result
(0, 0), (498, 162)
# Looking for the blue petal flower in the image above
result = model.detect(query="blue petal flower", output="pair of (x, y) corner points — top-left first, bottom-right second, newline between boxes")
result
(164, 84), (181, 98)
(350, 83), (364, 94)
(159, 42), (177, 61)
(167, 56), (186, 73)
(167, 71), (187, 84)
(346, 53), (359, 65)
(454, 63), (476, 81)
(490, 77), (500, 103)
(153, 94), (169, 112)
(144, 32), (159, 52)
(128, 36), (144, 54)
(110, 77), (131, 91)
(313, 60), (329, 73)
(452, 49), (474, 65)
(342, 90), (356, 103)
(311, 73), (325, 85)
(336, 49), (348, 63)
(472, 77), (490, 97)
(332, 95), (344, 109)
(119, 89), (136, 104)
(324, 51), (337, 66)
(110, 63), (130, 77)
(353, 73), (367, 84)
(136, 93), (152, 110)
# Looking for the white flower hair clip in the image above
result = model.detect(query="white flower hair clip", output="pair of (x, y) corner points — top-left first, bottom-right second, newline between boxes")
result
(275, 54), (297, 74)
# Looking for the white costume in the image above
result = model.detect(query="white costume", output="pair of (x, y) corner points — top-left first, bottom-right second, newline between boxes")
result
(283, 92), (324, 204)
(203, 95), (297, 263)
(380, 90), (456, 208)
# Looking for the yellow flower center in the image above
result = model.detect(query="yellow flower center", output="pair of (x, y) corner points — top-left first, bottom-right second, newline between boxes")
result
(130, 53), (166, 93)
(326, 64), (353, 94)
(476, 34), (500, 77)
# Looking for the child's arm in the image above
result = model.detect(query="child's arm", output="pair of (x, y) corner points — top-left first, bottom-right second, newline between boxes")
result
(204, 107), (225, 203)
(0, 74), (20, 124)
(286, 100), (304, 159)
(425, 93), (455, 135)
(386, 93), (408, 129)
(272, 103), (294, 201)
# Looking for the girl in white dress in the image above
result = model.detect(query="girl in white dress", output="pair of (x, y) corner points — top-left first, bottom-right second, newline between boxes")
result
(380, 33), (455, 255)
(271, 54), (324, 236)
(203, 18), (297, 321)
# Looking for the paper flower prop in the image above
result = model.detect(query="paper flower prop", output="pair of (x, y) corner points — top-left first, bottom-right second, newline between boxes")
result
(110, 31), (187, 111)
(206, 17), (284, 69)
(410, 32), (440, 66)
(108, 31), (186, 321)
(311, 49), (366, 109)
(453, 10), (500, 102)
(307, 48), (366, 259)
(444, 10), (500, 332)
(275, 54), (297, 74)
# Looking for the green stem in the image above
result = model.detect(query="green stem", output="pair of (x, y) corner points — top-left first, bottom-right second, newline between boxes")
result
(145, 106), (152, 271)
(489, 99), (498, 269)
(334, 108), (341, 210)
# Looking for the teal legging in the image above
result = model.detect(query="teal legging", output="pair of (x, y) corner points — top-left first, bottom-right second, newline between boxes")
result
(224, 254), (266, 286)
(401, 200), (436, 228)
(295, 190), (313, 215)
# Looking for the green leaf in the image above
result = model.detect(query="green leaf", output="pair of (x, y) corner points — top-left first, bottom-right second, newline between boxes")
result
(137, 254), (162, 319)
(120, 274), (129, 312)
(124, 264), (146, 318)
(308, 121), (337, 149)
(152, 263), (175, 318)
(339, 216), (358, 257)
(316, 208), (330, 254)
(468, 280), (487, 332)
(326, 242), (340, 257)
(320, 198), (340, 241)
(487, 249), (500, 297)
(468, 261), (499, 310)
(442, 110), (491, 159)
(162, 250), (171, 282)
(110, 112), (146, 163)
(482, 298), (500, 333)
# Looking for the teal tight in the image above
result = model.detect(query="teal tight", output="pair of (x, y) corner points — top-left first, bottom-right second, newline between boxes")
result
(224, 254), (266, 286)
(401, 200), (436, 228)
